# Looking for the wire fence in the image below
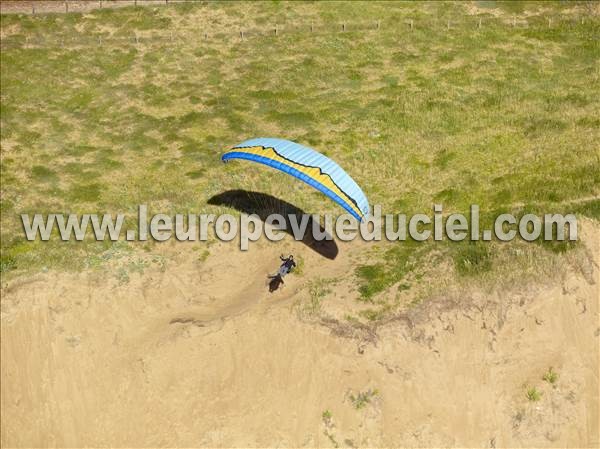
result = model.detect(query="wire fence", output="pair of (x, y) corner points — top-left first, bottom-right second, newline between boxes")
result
(1, 1), (598, 50)
(1, 0), (168, 15)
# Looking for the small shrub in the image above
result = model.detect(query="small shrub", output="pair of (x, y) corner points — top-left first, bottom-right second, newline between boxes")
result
(526, 386), (542, 402)
(350, 388), (379, 409)
(198, 249), (210, 262)
(321, 410), (333, 428)
(542, 367), (558, 384)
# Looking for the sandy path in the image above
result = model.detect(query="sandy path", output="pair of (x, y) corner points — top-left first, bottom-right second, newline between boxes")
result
(1, 227), (599, 447)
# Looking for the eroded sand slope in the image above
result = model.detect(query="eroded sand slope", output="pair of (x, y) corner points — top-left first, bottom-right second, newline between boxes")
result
(1, 225), (599, 447)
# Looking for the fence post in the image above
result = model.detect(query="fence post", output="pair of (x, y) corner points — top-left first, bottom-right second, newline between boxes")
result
(342, 22), (346, 32)
(447, 20), (450, 30)
(204, 32), (208, 39)
(32, 4), (35, 14)
(310, 22), (314, 32)
(240, 30), (244, 40)
(65, 1), (68, 13)
(478, 18), (482, 29)
(274, 25), (278, 36)
(100, 1), (102, 8)
(513, 15), (516, 27)
(410, 19), (413, 30)
(548, 17), (551, 28)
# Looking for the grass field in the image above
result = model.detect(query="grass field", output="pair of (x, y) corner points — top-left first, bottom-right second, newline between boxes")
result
(1, 1), (599, 309)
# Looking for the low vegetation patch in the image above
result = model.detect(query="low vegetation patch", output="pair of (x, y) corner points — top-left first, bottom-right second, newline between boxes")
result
(349, 388), (379, 409)
(298, 277), (334, 318)
(321, 409), (333, 428)
(542, 367), (558, 385)
(526, 386), (542, 402)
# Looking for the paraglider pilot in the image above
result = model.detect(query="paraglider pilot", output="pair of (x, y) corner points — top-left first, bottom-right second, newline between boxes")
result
(279, 255), (296, 277)
(267, 255), (296, 292)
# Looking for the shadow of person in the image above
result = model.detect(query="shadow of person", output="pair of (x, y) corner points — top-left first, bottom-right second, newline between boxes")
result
(207, 189), (339, 260)
(268, 274), (285, 293)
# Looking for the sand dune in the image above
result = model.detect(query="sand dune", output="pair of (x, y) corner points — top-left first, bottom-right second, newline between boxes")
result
(1, 225), (598, 447)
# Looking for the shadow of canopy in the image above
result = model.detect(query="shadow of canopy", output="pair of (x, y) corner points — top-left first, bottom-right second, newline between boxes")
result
(207, 189), (339, 260)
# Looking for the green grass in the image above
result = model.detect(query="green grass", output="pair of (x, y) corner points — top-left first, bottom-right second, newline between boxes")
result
(321, 409), (333, 427)
(355, 240), (421, 301)
(349, 388), (379, 409)
(298, 277), (333, 318)
(542, 367), (558, 384)
(453, 242), (493, 276)
(1, 1), (599, 306)
(526, 386), (542, 402)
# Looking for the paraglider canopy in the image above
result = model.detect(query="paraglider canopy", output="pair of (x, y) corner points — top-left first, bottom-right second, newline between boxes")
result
(221, 138), (370, 221)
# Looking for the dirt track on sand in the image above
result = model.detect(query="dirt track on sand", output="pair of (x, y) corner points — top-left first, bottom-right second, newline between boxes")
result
(1, 223), (599, 447)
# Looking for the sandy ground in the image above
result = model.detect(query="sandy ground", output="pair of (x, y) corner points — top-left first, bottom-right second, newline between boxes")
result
(1, 223), (599, 448)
